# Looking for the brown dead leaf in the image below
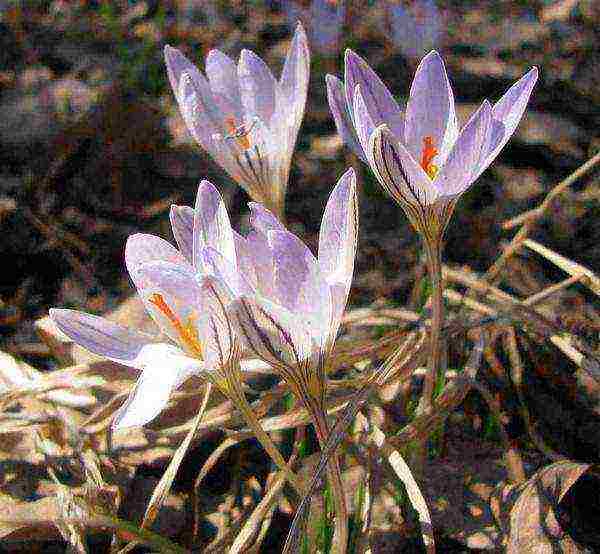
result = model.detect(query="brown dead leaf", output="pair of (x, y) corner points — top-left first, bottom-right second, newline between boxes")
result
(490, 461), (592, 553)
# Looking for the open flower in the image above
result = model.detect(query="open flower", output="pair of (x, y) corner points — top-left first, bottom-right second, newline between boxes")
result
(164, 24), (310, 220)
(327, 49), (537, 242)
(50, 180), (253, 429)
(227, 168), (358, 410)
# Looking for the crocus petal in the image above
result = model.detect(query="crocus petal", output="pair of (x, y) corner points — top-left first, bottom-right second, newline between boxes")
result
(434, 100), (492, 197)
(238, 49), (277, 125)
(248, 202), (286, 235)
(267, 230), (332, 345)
(326, 74), (365, 161)
(318, 168), (359, 342)
(280, 23), (310, 105)
(164, 46), (223, 152)
(353, 85), (376, 155)
(196, 247), (254, 297)
(245, 230), (276, 300)
(125, 233), (189, 276)
(113, 343), (203, 429)
(233, 231), (258, 289)
(344, 49), (405, 141)
(49, 309), (155, 364)
(369, 125), (439, 209)
(170, 205), (195, 263)
(205, 49), (243, 121)
(404, 50), (458, 166)
(130, 261), (203, 353)
(228, 295), (313, 372)
(196, 276), (239, 370)
(474, 67), (538, 179)
(193, 180), (236, 270)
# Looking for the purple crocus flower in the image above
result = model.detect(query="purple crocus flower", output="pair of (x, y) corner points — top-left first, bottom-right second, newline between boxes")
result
(227, 168), (358, 410)
(386, 0), (441, 61)
(283, 0), (345, 58)
(327, 49), (538, 240)
(164, 24), (310, 220)
(50, 180), (253, 429)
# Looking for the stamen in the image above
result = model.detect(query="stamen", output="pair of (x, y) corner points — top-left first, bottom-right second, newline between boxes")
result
(148, 293), (203, 359)
(420, 136), (439, 179)
(225, 116), (252, 150)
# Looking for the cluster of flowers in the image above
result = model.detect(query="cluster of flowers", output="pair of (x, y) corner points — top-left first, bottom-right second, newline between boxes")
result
(51, 21), (537, 547)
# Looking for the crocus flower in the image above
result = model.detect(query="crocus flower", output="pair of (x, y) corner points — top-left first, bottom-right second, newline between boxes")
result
(49, 180), (253, 429)
(164, 24), (310, 220)
(283, 0), (345, 58)
(327, 49), (538, 242)
(386, 0), (441, 61)
(227, 168), (358, 413)
(227, 168), (358, 549)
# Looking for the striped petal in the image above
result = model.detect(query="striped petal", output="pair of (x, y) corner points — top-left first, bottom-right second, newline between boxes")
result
(49, 309), (156, 364)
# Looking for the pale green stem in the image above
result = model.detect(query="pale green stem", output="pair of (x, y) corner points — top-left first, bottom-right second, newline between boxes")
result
(224, 371), (306, 497)
(420, 240), (444, 412)
(307, 398), (348, 554)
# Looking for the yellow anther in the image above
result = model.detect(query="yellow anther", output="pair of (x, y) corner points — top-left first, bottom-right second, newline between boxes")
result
(148, 293), (203, 359)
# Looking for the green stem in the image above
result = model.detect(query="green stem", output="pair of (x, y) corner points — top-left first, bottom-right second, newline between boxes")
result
(225, 374), (305, 497)
(419, 240), (444, 413)
(308, 401), (348, 554)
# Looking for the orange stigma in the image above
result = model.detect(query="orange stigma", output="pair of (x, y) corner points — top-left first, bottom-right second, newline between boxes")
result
(420, 136), (439, 179)
(149, 293), (203, 358)
(225, 116), (251, 150)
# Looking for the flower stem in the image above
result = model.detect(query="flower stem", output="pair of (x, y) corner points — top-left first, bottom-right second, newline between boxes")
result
(420, 240), (444, 413)
(307, 400), (348, 554)
(225, 373), (306, 497)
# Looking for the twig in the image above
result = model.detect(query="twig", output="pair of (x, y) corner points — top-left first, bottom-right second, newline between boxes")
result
(503, 150), (600, 230)
(522, 238), (600, 297)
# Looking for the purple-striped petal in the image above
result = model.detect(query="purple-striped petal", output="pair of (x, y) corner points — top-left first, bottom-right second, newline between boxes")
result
(404, 50), (458, 166)
(170, 205), (195, 263)
(370, 125), (439, 208)
(113, 343), (203, 429)
(196, 275), (238, 370)
(228, 295), (313, 372)
(344, 49), (405, 141)
(318, 168), (359, 343)
(193, 180), (236, 270)
(434, 100), (492, 196)
(474, 67), (538, 179)
(326, 74), (365, 161)
(49, 309), (155, 364)
(238, 49), (277, 126)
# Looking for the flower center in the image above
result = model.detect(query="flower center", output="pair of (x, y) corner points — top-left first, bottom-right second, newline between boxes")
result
(225, 116), (252, 150)
(420, 136), (439, 179)
(149, 293), (203, 359)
